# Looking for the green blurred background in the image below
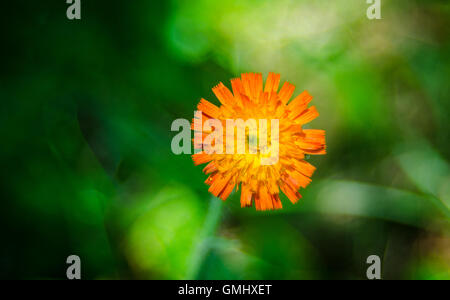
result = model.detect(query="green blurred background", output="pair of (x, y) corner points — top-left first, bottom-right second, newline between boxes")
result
(1, 0), (449, 279)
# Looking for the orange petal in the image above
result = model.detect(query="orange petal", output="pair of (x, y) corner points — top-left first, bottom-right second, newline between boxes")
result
(198, 98), (220, 118)
(291, 159), (316, 178)
(208, 173), (232, 198)
(264, 72), (281, 93)
(288, 90), (313, 118)
(213, 82), (235, 106)
(192, 152), (212, 165)
(259, 186), (273, 210)
(240, 184), (253, 207)
(203, 162), (218, 174)
(280, 182), (302, 204)
(220, 181), (235, 201)
(271, 194), (282, 209)
(278, 82), (296, 104)
(231, 78), (244, 102)
(296, 106), (319, 124)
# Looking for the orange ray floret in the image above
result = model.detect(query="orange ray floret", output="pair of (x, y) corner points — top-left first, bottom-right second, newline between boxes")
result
(191, 72), (326, 211)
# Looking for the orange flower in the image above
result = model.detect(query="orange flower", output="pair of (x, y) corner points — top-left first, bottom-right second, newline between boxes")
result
(192, 73), (326, 210)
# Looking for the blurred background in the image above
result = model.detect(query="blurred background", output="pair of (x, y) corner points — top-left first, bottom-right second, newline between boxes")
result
(1, 0), (449, 279)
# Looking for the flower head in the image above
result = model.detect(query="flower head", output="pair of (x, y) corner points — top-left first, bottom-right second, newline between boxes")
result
(192, 72), (326, 210)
